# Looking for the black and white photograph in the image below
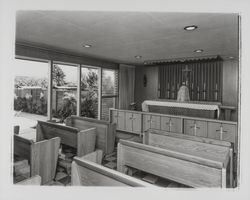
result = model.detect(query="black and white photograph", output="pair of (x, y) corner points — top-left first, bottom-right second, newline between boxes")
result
(0, 0), (250, 199)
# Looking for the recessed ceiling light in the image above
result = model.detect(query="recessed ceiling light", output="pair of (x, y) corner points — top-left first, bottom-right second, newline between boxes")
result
(184, 25), (198, 31)
(228, 56), (234, 59)
(194, 49), (203, 53)
(83, 44), (92, 48)
(135, 55), (142, 59)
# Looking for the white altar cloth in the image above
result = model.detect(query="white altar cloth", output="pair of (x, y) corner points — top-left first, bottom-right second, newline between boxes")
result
(142, 100), (221, 118)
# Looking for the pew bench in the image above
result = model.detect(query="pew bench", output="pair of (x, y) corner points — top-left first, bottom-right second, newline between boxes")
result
(71, 150), (154, 186)
(36, 120), (96, 157)
(144, 129), (234, 187)
(117, 139), (231, 188)
(14, 134), (60, 185)
(65, 116), (116, 155)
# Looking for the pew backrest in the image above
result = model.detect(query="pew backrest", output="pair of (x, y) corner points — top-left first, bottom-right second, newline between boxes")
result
(36, 120), (96, 156)
(14, 135), (60, 184)
(72, 152), (154, 187)
(65, 116), (116, 154)
(117, 139), (230, 188)
(144, 129), (232, 149)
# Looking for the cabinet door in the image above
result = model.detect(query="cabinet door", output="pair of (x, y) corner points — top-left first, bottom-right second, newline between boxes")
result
(184, 119), (207, 137)
(222, 123), (236, 143)
(150, 115), (161, 130)
(111, 110), (118, 124)
(132, 113), (142, 134)
(208, 122), (236, 143)
(125, 112), (133, 132)
(117, 111), (125, 130)
(160, 116), (171, 131)
(143, 114), (151, 131)
(170, 117), (182, 133)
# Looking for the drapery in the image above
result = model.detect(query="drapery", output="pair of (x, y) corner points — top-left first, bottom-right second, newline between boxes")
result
(159, 57), (222, 102)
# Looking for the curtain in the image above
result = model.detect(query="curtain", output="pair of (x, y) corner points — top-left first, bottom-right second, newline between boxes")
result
(159, 58), (223, 102)
(118, 64), (135, 109)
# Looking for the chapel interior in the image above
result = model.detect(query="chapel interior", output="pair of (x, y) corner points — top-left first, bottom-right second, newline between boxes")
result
(13, 11), (239, 188)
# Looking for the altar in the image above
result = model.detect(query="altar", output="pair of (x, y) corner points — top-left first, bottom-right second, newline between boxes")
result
(142, 99), (221, 119)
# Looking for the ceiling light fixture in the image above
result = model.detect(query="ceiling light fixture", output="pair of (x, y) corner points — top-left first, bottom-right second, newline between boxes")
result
(83, 44), (92, 48)
(135, 55), (142, 59)
(194, 49), (203, 53)
(184, 25), (198, 31)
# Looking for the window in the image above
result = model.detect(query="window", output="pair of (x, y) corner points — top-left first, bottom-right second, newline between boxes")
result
(52, 63), (78, 121)
(14, 59), (49, 117)
(101, 69), (119, 120)
(81, 66), (99, 119)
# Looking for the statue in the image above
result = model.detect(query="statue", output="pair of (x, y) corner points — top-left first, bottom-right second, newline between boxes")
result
(177, 65), (191, 102)
(177, 82), (190, 102)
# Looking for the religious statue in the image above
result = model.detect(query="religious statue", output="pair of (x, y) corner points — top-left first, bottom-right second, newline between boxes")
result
(177, 83), (190, 102)
(177, 65), (191, 102)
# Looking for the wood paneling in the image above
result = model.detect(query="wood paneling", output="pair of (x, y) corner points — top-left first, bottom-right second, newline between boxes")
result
(119, 65), (135, 110)
(16, 43), (118, 69)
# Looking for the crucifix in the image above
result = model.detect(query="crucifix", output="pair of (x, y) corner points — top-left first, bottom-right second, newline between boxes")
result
(182, 65), (192, 86)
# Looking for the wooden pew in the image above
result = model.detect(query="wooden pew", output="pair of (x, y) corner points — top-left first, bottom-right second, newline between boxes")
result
(36, 120), (96, 157)
(65, 116), (116, 154)
(14, 134), (60, 185)
(16, 175), (41, 185)
(71, 150), (154, 187)
(144, 129), (234, 187)
(117, 139), (231, 188)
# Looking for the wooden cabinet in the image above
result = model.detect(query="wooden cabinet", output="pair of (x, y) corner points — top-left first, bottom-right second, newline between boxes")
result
(111, 110), (125, 131)
(125, 112), (142, 134)
(110, 109), (237, 150)
(207, 122), (237, 144)
(110, 109), (142, 134)
(160, 116), (182, 133)
(184, 119), (207, 137)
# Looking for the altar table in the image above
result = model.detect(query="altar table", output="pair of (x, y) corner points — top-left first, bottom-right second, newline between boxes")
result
(142, 99), (221, 119)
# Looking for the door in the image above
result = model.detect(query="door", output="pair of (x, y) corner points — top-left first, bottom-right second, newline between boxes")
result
(132, 113), (142, 134)
(117, 111), (125, 130)
(184, 119), (207, 137)
(169, 117), (182, 133)
(150, 115), (161, 130)
(208, 122), (236, 143)
(143, 114), (151, 131)
(125, 112), (133, 132)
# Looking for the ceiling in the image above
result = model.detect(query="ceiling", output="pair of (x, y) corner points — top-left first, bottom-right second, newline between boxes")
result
(16, 11), (239, 65)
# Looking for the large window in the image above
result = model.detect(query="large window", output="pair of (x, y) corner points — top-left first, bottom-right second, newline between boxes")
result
(101, 69), (118, 120)
(14, 59), (48, 117)
(14, 58), (118, 122)
(81, 66), (99, 119)
(52, 63), (78, 121)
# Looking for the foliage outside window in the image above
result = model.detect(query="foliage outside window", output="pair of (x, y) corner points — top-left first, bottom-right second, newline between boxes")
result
(14, 59), (48, 116)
